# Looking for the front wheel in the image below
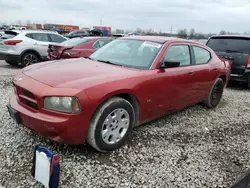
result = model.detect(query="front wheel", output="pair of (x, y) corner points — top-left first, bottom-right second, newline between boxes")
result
(87, 97), (135, 152)
(203, 78), (224, 108)
(21, 52), (39, 67)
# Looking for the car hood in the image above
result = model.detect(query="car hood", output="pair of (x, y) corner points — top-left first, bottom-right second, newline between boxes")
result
(22, 58), (140, 89)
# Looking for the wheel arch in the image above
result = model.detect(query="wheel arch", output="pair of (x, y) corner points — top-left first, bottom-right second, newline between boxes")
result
(91, 90), (141, 127)
(21, 49), (41, 61)
(218, 74), (227, 86)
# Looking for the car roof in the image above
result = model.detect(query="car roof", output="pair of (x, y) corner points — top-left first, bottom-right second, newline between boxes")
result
(18, 30), (60, 34)
(121, 35), (190, 43)
(210, 35), (250, 39)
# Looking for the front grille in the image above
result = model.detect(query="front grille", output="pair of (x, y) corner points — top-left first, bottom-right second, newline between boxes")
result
(14, 84), (38, 110)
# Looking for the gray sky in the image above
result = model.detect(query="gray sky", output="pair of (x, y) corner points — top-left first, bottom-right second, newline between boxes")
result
(0, 0), (249, 33)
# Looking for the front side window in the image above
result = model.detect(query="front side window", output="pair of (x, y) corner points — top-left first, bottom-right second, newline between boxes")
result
(164, 45), (191, 66)
(193, 46), (211, 64)
(90, 39), (163, 70)
(32, 33), (50, 42)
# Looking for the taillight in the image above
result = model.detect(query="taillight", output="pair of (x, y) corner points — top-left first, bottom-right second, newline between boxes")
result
(247, 56), (250, 68)
(4, 40), (23, 45)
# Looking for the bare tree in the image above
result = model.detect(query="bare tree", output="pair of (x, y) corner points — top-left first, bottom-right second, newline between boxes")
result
(189, 28), (196, 39)
(219, 30), (226, 35)
(177, 29), (188, 39)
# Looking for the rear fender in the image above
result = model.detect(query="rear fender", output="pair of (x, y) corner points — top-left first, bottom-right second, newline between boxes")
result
(219, 57), (232, 86)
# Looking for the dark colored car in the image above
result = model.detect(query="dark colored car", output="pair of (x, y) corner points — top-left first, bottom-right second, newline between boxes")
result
(7, 36), (231, 152)
(48, 37), (113, 60)
(64, 28), (103, 39)
(206, 35), (250, 87)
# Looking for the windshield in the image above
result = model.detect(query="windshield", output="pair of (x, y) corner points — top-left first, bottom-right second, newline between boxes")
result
(207, 37), (250, 54)
(60, 37), (91, 46)
(89, 39), (163, 70)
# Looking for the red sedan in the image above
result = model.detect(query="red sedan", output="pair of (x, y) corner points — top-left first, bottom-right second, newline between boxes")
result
(7, 36), (231, 152)
(48, 36), (113, 60)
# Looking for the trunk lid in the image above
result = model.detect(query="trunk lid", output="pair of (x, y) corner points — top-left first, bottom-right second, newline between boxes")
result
(206, 36), (250, 75)
(48, 44), (74, 60)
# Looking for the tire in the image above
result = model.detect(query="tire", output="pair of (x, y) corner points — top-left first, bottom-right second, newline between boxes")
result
(21, 52), (39, 67)
(87, 97), (136, 152)
(5, 60), (17, 66)
(203, 78), (224, 108)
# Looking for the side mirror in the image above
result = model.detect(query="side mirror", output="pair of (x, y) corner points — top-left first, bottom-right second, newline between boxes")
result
(160, 60), (180, 69)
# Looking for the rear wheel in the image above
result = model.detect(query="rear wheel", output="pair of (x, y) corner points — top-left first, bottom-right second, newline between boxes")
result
(21, 52), (39, 67)
(87, 97), (135, 152)
(203, 78), (224, 108)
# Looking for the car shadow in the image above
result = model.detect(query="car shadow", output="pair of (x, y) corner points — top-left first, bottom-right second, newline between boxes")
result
(0, 63), (21, 69)
(226, 82), (249, 91)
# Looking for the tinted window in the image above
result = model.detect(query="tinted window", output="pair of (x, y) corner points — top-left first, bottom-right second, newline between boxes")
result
(32, 33), (50, 42)
(164, 45), (191, 66)
(90, 39), (163, 70)
(193, 46), (211, 64)
(25, 33), (33, 39)
(207, 37), (250, 54)
(49, 34), (66, 43)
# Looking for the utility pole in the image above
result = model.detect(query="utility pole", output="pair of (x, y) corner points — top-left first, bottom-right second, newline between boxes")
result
(100, 18), (102, 26)
(170, 25), (173, 36)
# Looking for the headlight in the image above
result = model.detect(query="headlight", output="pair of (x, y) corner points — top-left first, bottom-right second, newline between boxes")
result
(44, 96), (81, 113)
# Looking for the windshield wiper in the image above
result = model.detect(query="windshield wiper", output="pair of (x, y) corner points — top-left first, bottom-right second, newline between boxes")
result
(84, 57), (92, 60)
(96, 59), (121, 66)
(225, 50), (242, 53)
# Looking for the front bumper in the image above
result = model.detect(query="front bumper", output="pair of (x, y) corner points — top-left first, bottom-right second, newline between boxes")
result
(0, 52), (20, 63)
(230, 69), (250, 84)
(7, 72), (93, 145)
(8, 93), (87, 144)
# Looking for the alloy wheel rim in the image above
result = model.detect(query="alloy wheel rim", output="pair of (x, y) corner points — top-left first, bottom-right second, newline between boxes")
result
(101, 108), (130, 145)
(24, 54), (37, 66)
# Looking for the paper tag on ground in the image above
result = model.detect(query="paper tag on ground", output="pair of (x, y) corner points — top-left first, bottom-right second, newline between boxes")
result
(35, 151), (51, 188)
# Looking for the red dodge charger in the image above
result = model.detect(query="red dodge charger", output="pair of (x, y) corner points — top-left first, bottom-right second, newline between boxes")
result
(7, 36), (231, 152)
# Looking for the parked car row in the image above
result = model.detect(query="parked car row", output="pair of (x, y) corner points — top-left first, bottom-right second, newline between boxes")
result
(0, 30), (67, 66)
(0, 30), (113, 67)
(6, 35), (232, 152)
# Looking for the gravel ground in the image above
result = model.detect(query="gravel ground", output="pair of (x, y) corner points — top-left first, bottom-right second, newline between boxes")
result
(0, 60), (250, 188)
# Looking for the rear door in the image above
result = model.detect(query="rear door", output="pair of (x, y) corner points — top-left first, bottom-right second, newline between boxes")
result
(206, 37), (250, 76)
(189, 45), (218, 101)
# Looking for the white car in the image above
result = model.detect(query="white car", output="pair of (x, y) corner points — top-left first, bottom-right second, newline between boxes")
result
(0, 30), (67, 67)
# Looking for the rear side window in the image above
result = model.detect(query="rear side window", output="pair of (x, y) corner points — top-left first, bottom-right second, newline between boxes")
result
(32, 33), (50, 42)
(192, 46), (211, 65)
(207, 37), (250, 54)
(49, 34), (66, 43)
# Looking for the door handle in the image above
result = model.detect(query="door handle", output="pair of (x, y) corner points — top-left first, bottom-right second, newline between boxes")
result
(188, 71), (194, 75)
(213, 68), (218, 71)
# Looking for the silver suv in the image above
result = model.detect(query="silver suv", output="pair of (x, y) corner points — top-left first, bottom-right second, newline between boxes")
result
(0, 30), (67, 67)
